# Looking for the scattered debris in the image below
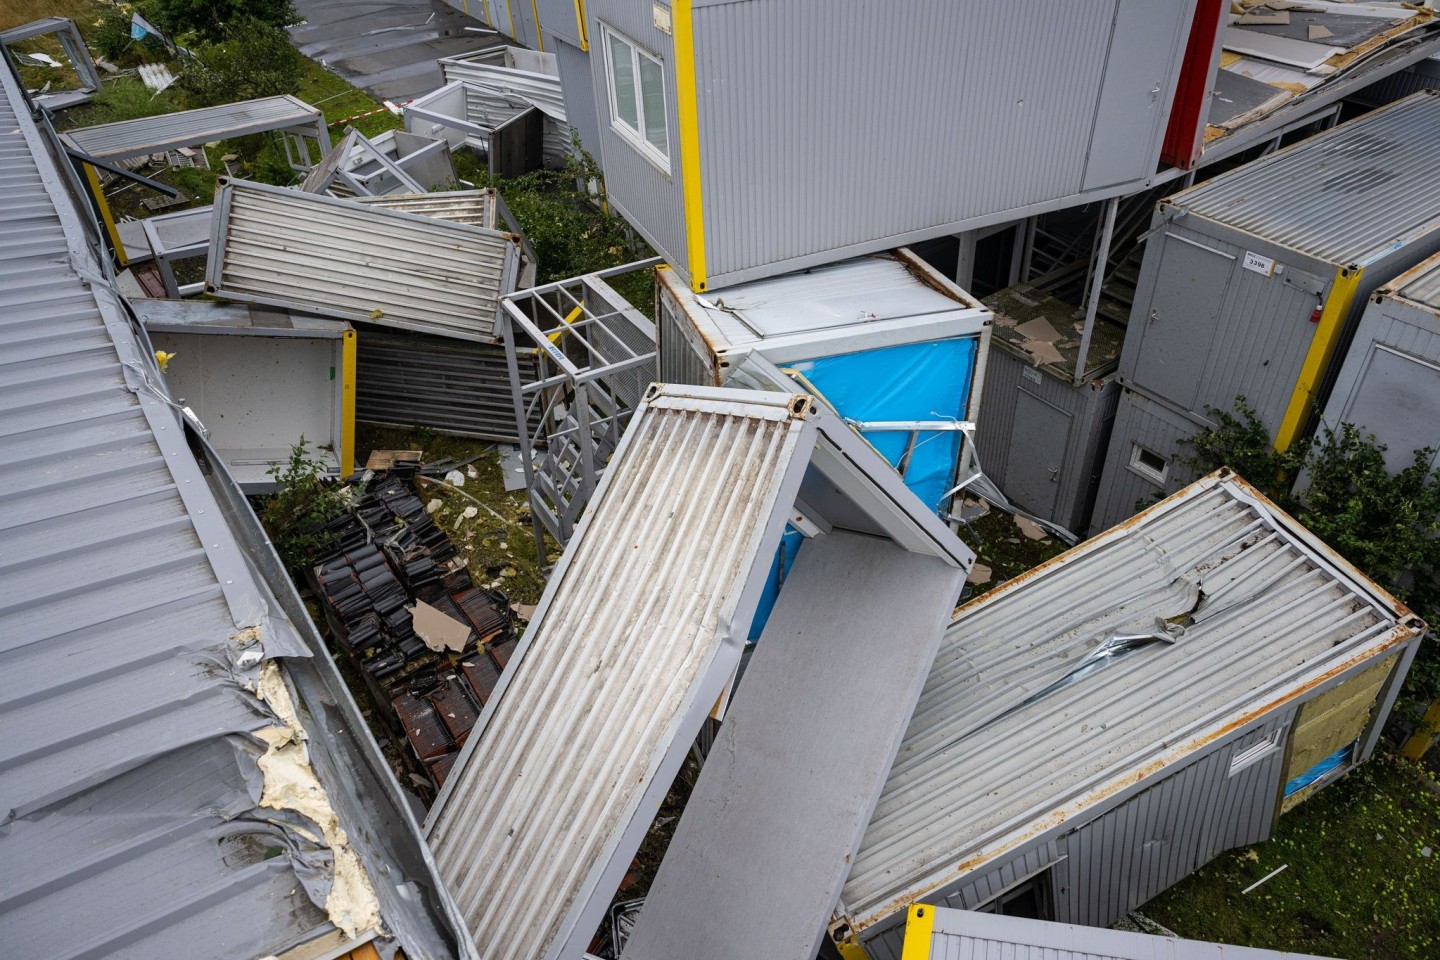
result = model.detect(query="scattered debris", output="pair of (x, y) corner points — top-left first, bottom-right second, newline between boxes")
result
(1242, 863), (1290, 895)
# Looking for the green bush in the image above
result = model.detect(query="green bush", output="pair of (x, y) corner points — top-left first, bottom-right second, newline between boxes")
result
(259, 439), (349, 574)
(175, 19), (303, 108)
(91, 10), (138, 62)
(136, 0), (298, 44)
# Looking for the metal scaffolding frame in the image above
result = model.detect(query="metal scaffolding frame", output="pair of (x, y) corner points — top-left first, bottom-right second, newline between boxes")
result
(500, 259), (662, 562)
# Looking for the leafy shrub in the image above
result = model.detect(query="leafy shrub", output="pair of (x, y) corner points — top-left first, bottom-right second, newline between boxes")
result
(136, 0), (298, 44)
(91, 10), (138, 62)
(259, 439), (349, 574)
(175, 19), (303, 107)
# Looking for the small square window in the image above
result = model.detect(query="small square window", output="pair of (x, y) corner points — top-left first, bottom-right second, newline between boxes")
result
(601, 26), (670, 170)
(1129, 444), (1169, 485)
(1230, 729), (1283, 775)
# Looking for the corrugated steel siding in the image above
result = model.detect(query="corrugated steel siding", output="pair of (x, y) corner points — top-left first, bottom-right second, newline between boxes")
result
(1171, 92), (1440, 268)
(582, 0), (687, 271)
(1354, 57), (1440, 108)
(657, 276), (721, 385)
(208, 179), (518, 341)
(689, 0), (1189, 286)
(555, 38), (602, 161)
(1120, 222), (1334, 432)
(428, 394), (809, 960)
(354, 324), (539, 441)
(1062, 714), (1290, 928)
(1089, 387), (1205, 534)
(846, 475), (1410, 934)
(976, 344), (1120, 532)
(66, 94), (318, 159)
(442, 50), (572, 166)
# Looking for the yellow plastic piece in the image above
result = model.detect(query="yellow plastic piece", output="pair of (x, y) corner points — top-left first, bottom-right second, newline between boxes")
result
(673, 0), (708, 292)
(1274, 265), (1363, 451)
(899, 903), (937, 960)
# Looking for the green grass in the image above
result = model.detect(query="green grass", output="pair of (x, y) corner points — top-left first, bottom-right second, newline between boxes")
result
(1143, 755), (1440, 959)
(292, 56), (404, 144)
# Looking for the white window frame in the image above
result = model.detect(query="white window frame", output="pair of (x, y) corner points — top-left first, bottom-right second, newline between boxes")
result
(600, 24), (670, 172)
(1128, 443), (1169, 485)
(1229, 729), (1284, 776)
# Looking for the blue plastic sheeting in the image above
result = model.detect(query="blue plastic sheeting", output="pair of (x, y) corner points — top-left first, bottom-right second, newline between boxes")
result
(790, 337), (978, 516)
(749, 525), (806, 641)
(1284, 741), (1355, 796)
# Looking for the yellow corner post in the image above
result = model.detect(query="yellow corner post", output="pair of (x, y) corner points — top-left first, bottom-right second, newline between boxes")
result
(82, 163), (127, 267)
(505, 0), (516, 44)
(1402, 699), (1440, 760)
(899, 903), (936, 960)
(530, 0), (545, 50)
(547, 304), (585, 344)
(672, 0), (708, 293)
(1274, 265), (1364, 451)
(572, 0), (590, 49)
(340, 329), (357, 474)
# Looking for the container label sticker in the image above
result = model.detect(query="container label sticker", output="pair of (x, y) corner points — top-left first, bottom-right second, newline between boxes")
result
(1242, 251), (1276, 277)
(1022, 367), (1043, 385)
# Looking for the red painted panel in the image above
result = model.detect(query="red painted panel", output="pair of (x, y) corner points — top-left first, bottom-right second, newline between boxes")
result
(1161, 0), (1226, 170)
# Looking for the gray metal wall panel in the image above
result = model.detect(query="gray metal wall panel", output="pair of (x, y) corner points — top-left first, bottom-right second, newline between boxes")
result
(1401, 254), (1440, 309)
(1355, 57), (1440, 107)
(535, 0), (582, 47)
(353, 325), (539, 441)
(1318, 290), (1440, 474)
(1089, 387), (1205, 534)
(1062, 713), (1291, 929)
(555, 38), (602, 162)
(657, 277), (721, 386)
(977, 344), (1120, 532)
(584, 0), (687, 271)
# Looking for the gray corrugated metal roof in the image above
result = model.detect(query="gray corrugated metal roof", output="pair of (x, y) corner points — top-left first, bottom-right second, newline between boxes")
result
(914, 907), (1337, 959)
(208, 178), (520, 341)
(0, 68), (468, 960)
(65, 95), (322, 160)
(1395, 249), (1440, 311)
(354, 188), (500, 227)
(842, 472), (1419, 934)
(1169, 91), (1440, 267)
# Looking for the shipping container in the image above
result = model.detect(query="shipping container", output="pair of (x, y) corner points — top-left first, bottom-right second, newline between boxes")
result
(835, 471), (1423, 959)
(137, 299), (355, 491)
(1314, 250), (1440, 474)
(1089, 385), (1206, 534)
(657, 249), (992, 517)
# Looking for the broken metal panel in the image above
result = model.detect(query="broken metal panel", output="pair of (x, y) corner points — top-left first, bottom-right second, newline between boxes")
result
(619, 531), (964, 960)
(842, 471), (1423, 944)
(0, 17), (102, 109)
(426, 384), (972, 960)
(354, 188), (499, 226)
(208, 178), (521, 341)
(0, 61), (472, 960)
(907, 906), (1340, 960)
(435, 48), (571, 167)
(300, 126), (424, 198)
(64, 94), (328, 164)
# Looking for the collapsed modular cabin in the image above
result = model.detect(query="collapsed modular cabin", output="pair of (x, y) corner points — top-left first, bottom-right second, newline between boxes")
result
(975, 284), (1122, 533)
(532, 0), (1205, 291)
(0, 59), (472, 960)
(899, 906), (1337, 960)
(0, 17), (103, 110)
(135, 299), (356, 490)
(657, 250), (992, 516)
(833, 471), (1423, 959)
(1091, 91), (1440, 532)
(1315, 250), (1440, 474)
(427, 385), (972, 960)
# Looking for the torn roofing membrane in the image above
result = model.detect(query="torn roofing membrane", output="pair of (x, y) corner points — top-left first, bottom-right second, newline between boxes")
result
(0, 63), (464, 960)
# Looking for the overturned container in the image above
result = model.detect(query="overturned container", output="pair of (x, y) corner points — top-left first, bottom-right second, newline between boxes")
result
(657, 249), (992, 517)
(833, 470), (1424, 959)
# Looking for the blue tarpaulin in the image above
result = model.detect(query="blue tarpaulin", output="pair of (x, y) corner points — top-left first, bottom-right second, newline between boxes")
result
(1284, 741), (1355, 796)
(791, 337), (977, 515)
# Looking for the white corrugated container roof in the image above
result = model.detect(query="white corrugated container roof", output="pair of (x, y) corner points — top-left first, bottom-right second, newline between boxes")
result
(911, 906), (1339, 959)
(842, 471), (1420, 934)
(1168, 92), (1440, 267)
(662, 251), (990, 362)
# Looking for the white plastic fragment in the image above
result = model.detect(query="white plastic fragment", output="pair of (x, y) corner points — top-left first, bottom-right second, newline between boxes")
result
(444, 469), (466, 487)
(462, 506), (479, 520)
(426, 498), (442, 514)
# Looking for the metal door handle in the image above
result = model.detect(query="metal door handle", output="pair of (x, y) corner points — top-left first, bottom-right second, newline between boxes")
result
(1148, 310), (1159, 326)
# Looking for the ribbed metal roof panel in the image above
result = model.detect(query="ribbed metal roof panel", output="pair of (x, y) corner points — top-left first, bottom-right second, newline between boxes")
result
(427, 390), (815, 960)
(1170, 92), (1440, 267)
(65, 94), (320, 160)
(1396, 249), (1440, 311)
(208, 178), (520, 340)
(354, 188), (500, 227)
(843, 473), (1417, 933)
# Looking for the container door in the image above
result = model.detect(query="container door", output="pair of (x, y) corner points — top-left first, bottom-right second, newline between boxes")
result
(1082, 0), (1191, 191)
(1004, 390), (1070, 520)
(1340, 344), (1440, 473)
(1129, 234), (1234, 412)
